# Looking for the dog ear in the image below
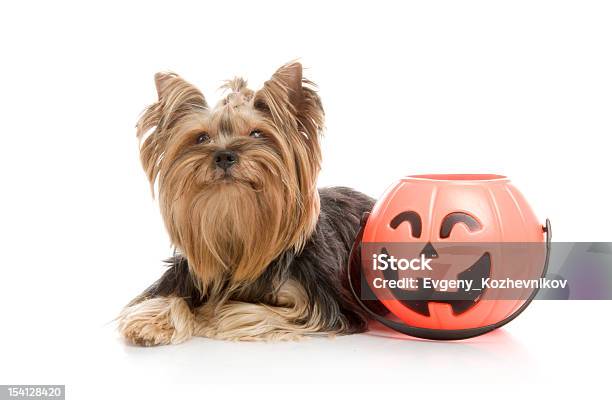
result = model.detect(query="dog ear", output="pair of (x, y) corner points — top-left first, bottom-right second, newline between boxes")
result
(254, 62), (324, 139)
(254, 62), (325, 175)
(137, 73), (207, 189)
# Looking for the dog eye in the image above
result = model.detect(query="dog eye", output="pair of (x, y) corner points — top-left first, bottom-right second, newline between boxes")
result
(249, 129), (264, 139)
(195, 132), (210, 144)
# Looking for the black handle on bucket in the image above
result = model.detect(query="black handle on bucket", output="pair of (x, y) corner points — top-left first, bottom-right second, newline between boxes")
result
(346, 213), (552, 341)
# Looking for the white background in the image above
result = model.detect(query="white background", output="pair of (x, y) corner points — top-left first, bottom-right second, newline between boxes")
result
(0, 0), (610, 404)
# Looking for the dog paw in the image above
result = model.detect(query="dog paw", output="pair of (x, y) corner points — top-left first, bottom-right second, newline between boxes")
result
(117, 297), (194, 346)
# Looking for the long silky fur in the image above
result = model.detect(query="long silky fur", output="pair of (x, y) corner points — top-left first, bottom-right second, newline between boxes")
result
(133, 186), (377, 335)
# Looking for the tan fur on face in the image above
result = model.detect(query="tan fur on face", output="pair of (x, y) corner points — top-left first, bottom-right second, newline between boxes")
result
(135, 63), (325, 289)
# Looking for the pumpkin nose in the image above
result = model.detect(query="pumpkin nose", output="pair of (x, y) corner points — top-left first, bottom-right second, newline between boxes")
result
(420, 242), (439, 259)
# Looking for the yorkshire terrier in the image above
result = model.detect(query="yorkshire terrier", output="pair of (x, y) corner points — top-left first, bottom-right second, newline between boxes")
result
(118, 62), (377, 345)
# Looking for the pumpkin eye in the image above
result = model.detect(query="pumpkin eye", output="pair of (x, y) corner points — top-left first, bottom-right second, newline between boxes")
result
(390, 211), (422, 238)
(196, 132), (210, 144)
(439, 212), (482, 239)
(249, 129), (264, 139)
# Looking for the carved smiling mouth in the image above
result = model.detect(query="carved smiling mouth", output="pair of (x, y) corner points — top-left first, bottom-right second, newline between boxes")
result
(381, 250), (491, 316)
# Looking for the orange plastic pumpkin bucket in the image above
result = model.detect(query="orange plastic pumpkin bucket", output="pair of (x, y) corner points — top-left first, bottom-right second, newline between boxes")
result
(347, 174), (551, 340)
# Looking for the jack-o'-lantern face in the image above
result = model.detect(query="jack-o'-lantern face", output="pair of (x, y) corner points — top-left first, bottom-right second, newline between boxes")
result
(360, 174), (547, 332)
(381, 210), (490, 316)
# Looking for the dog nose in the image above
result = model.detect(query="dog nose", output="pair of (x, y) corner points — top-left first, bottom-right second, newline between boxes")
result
(214, 150), (238, 170)
(420, 242), (439, 259)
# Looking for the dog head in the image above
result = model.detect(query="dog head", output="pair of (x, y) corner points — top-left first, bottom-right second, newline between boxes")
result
(136, 62), (324, 285)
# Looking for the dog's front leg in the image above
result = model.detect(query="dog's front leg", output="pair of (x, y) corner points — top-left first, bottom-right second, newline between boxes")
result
(117, 256), (202, 346)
